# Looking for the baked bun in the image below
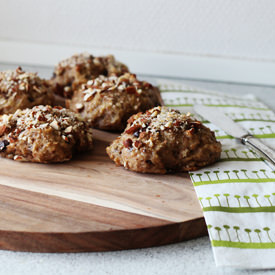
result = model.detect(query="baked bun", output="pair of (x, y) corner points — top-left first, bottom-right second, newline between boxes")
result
(66, 73), (162, 131)
(0, 67), (53, 114)
(0, 105), (93, 163)
(107, 106), (221, 174)
(51, 53), (129, 98)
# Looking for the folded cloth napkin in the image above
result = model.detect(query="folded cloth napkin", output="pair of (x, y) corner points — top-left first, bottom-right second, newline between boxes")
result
(158, 79), (275, 269)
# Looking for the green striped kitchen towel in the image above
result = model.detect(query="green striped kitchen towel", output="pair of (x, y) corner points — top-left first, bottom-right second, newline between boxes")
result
(158, 80), (275, 269)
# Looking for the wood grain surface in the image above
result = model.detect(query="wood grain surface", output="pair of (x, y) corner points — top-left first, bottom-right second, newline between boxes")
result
(0, 129), (207, 252)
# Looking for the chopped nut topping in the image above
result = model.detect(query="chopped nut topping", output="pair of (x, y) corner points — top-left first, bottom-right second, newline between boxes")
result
(64, 126), (73, 133)
(75, 103), (84, 111)
(0, 105), (93, 145)
(124, 106), (198, 145)
(134, 140), (142, 148)
(13, 155), (26, 161)
(62, 135), (69, 142)
(125, 124), (141, 134)
(125, 86), (136, 94)
(165, 121), (173, 128)
(123, 138), (133, 149)
(0, 67), (50, 99)
(33, 86), (41, 93)
(83, 92), (95, 102)
(50, 120), (60, 130)
(52, 53), (129, 82)
(77, 73), (154, 101)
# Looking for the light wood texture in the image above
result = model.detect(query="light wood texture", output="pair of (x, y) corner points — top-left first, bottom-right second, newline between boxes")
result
(0, 130), (206, 252)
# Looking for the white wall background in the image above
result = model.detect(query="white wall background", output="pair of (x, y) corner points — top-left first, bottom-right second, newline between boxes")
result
(0, 0), (275, 84)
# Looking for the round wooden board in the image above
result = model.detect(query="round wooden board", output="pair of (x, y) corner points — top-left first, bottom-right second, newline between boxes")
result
(0, 130), (206, 252)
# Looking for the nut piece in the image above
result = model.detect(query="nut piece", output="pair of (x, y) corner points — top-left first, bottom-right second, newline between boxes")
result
(64, 126), (73, 133)
(0, 125), (6, 136)
(123, 138), (133, 148)
(75, 103), (84, 111)
(83, 92), (94, 102)
(14, 155), (26, 161)
(50, 120), (60, 130)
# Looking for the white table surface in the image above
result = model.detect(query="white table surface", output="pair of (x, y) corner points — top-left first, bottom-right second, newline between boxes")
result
(0, 63), (274, 275)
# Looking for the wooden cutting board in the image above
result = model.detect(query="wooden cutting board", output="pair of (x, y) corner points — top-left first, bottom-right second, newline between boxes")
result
(0, 129), (206, 253)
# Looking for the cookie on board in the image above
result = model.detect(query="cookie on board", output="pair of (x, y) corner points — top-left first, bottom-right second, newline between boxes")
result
(66, 73), (163, 131)
(0, 105), (93, 163)
(107, 106), (221, 174)
(0, 67), (54, 114)
(51, 53), (129, 98)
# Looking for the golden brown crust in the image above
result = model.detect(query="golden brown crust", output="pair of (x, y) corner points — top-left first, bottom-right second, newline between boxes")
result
(66, 73), (162, 131)
(0, 105), (93, 163)
(50, 53), (129, 98)
(0, 67), (54, 115)
(106, 106), (221, 174)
